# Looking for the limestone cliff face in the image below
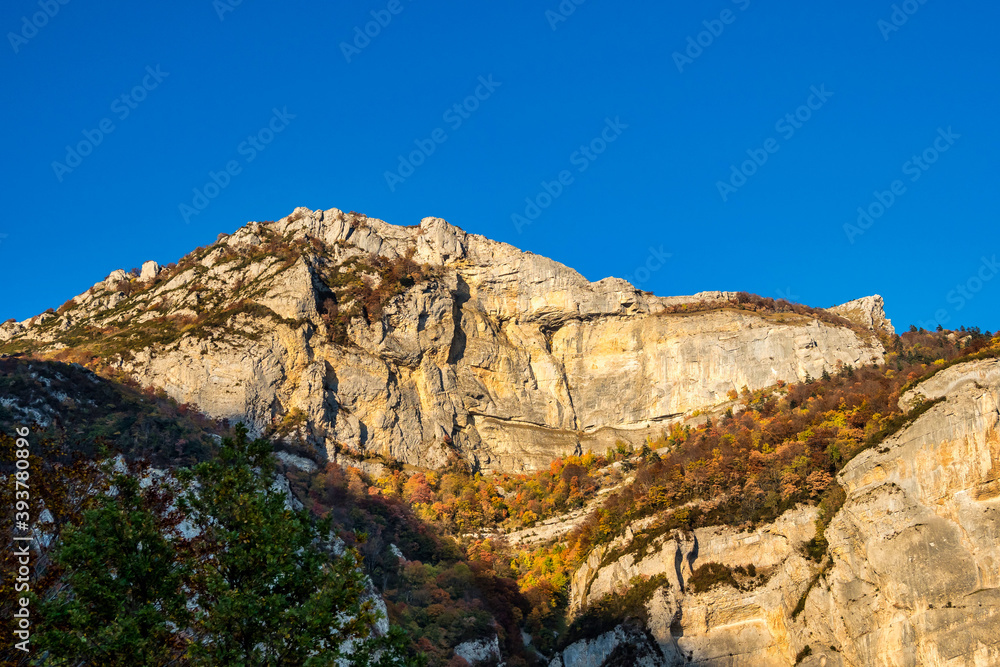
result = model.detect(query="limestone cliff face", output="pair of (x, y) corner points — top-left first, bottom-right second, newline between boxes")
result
(799, 358), (1000, 667)
(567, 506), (820, 666)
(1, 206), (884, 472)
(557, 358), (1000, 666)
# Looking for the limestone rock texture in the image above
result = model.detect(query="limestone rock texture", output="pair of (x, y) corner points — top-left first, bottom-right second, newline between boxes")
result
(139, 260), (161, 282)
(548, 624), (669, 666)
(454, 635), (504, 666)
(828, 295), (894, 336)
(566, 506), (821, 666)
(800, 357), (1000, 667)
(1, 206), (884, 472)
(556, 358), (1000, 666)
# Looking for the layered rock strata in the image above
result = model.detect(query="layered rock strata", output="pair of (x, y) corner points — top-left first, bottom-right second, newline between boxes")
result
(555, 358), (1000, 666)
(0, 207), (885, 472)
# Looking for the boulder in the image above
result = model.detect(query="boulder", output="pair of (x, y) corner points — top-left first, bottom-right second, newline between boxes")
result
(139, 260), (161, 281)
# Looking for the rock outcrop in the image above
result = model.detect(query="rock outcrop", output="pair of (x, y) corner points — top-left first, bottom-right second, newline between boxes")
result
(555, 358), (1000, 666)
(139, 260), (161, 282)
(796, 357), (1000, 667)
(566, 506), (820, 665)
(548, 624), (669, 666)
(0, 206), (885, 472)
(828, 295), (894, 336)
(455, 635), (504, 666)
(5, 204), (996, 665)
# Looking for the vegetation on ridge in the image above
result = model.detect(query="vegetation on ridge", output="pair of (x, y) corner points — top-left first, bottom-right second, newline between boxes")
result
(3, 327), (997, 664)
(658, 291), (882, 342)
(0, 356), (220, 466)
(4, 216), (1000, 664)
(336, 327), (999, 656)
(4, 426), (419, 666)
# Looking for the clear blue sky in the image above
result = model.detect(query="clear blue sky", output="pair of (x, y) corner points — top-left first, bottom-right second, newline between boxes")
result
(2, 0), (997, 332)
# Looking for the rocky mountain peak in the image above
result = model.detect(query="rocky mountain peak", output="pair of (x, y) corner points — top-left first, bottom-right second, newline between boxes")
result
(828, 294), (894, 335)
(1, 205), (888, 473)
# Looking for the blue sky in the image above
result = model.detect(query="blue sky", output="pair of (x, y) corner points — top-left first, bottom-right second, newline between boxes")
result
(1, 0), (997, 332)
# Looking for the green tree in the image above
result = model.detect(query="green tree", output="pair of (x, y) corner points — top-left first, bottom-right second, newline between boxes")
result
(350, 626), (426, 667)
(179, 424), (394, 666)
(31, 427), (423, 666)
(34, 470), (192, 666)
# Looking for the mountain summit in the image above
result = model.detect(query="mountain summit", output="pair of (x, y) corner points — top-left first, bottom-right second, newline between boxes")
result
(4, 206), (1000, 666)
(1, 206), (889, 473)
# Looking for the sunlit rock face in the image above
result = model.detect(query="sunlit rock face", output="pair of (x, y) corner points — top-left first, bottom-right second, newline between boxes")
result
(6, 206), (884, 473)
(553, 358), (1000, 667)
(803, 358), (1000, 667)
(828, 295), (894, 336)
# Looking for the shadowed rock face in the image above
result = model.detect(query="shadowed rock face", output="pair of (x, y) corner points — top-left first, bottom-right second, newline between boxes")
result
(556, 358), (1000, 667)
(548, 623), (670, 666)
(1, 206), (884, 472)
